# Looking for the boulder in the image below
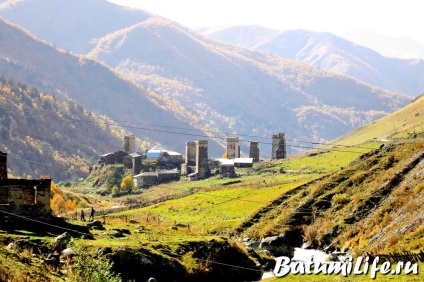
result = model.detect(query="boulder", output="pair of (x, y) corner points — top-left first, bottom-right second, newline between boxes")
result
(325, 253), (339, 262)
(97, 247), (113, 256)
(244, 240), (260, 250)
(259, 235), (294, 257)
(110, 230), (125, 238)
(87, 220), (105, 230)
(129, 219), (139, 224)
(52, 232), (71, 252)
(112, 228), (131, 235)
(62, 247), (74, 257)
(6, 242), (16, 250)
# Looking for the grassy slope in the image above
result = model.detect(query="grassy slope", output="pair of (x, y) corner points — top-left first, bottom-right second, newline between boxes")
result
(327, 95), (424, 147)
(2, 98), (424, 280)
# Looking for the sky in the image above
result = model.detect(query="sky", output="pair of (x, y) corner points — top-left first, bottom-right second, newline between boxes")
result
(106, 0), (424, 59)
(107, 0), (424, 45)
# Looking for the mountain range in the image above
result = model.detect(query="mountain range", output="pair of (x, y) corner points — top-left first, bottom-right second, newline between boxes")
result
(0, 17), (217, 155)
(0, 0), (413, 159)
(205, 25), (424, 96)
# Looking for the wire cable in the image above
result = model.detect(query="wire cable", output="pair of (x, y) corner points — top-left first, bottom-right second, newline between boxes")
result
(0, 209), (92, 237)
(0, 104), (377, 153)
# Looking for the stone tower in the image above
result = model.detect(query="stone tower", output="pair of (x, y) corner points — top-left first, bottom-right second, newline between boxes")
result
(226, 137), (240, 159)
(272, 133), (287, 160)
(249, 141), (260, 162)
(195, 140), (210, 179)
(0, 151), (7, 179)
(185, 141), (196, 166)
(124, 135), (136, 153)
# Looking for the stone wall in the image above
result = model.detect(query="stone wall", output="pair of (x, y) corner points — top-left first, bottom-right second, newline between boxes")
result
(220, 164), (235, 177)
(0, 178), (52, 220)
(134, 173), (157, 188)
(157, 171), (180, 183)
(100, 151), (129, 165)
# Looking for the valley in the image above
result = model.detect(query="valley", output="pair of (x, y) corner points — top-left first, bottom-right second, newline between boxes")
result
(1, 94), (424, 280)
(0, 1), (424, 281)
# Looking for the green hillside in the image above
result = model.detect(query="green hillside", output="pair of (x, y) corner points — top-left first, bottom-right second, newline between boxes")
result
(1, 95), (423, 281)
(327, 95), (424, 147)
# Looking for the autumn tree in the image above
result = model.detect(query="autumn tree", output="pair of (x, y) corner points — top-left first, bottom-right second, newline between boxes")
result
(120, 175), (135, 192)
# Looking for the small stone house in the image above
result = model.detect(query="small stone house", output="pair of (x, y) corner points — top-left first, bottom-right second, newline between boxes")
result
(220, 163), (236, 177)
(0, 152), (52, 221)
(133, 170), (180, 188)
(133, 172), (158, 188)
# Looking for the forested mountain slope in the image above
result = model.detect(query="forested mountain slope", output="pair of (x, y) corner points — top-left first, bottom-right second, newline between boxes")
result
(0, 78), (122, 180)
(0, 18), (216, 155)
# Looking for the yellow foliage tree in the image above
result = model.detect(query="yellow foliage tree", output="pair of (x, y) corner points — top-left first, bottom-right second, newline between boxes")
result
(51, 193), (66, 214)
(66, 199), (77, 211)
(120, 175), (135, 192)
(50, 182), (78, 214)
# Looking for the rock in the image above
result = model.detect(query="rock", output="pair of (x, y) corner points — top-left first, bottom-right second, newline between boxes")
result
(259, 249), (271, 256)
(259, 235), (295, 257)
(87, 220), (105, 230)
(325, 253), (339, 262)
(43, 252), (60, 268)
(112, 228), (131, 235)
(302, 240), (318, 250)
(97, 247), (113, 256)
(62, 247), (74, 256)
(6, 242), (16, 250)
(170, 225), (178, 230)
(244, 240), (260, 250)
(52, 232), (71, 252)
(129, 219), (139, 224)
(175, 223), (188, 228)
(110, 230), (125, 238)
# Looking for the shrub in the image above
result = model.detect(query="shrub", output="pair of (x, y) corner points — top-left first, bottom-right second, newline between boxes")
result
(332, 193), (349, 206)
(67, 240), (121, 282)
(414, 183), (424, 194)
(120, 175), (135, 192)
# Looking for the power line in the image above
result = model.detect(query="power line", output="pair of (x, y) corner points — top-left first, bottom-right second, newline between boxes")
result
(0, 209), (262, 273)
(0, 209), (92, 237)
(0, 104), (376, 153)
(0, 152), (70, 170)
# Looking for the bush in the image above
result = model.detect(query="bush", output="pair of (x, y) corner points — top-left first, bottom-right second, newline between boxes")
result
(332, 193), (349, 206)
(120, 175), (135, 192)
(67, 240), (121, 282)
(414, 183), (424, 194)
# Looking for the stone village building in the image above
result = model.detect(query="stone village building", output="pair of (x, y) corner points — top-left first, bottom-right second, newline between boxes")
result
(133, 169), (180, 188)
(0, 152), (52, 222)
